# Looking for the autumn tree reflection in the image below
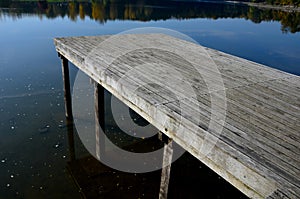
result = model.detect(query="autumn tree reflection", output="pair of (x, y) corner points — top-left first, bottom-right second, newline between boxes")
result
(0, 0), (299, 33)
(92, 1), (105, 22)
(79, 3), (85, 20)
(68, 2), (77, 21)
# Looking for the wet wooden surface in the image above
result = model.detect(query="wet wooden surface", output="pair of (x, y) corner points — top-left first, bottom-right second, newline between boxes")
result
(54, 34), (300, 198)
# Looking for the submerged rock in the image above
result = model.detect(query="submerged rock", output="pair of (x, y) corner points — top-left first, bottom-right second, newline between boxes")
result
(58, 124), (67, 129)
(38, 125), (50, 134)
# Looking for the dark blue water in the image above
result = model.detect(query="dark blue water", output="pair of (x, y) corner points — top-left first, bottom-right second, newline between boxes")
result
(0, 1), (299, 198)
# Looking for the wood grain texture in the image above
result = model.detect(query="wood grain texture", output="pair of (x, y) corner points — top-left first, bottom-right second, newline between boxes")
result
(54, 34), (300, 198)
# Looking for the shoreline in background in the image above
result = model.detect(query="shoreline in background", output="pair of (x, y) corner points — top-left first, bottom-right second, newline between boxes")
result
(226, 1), (300, 12)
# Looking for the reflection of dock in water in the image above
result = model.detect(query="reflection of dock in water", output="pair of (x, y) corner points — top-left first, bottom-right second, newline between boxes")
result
(65, 119), (245, 198)
(55, 34), (300, 198)
(66, 155), (161, 199)
(65, 113), (163, 198)
(65, 115), (162, 198)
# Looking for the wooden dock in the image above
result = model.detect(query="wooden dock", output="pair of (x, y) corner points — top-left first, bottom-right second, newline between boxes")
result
(54, 34), (300, 199)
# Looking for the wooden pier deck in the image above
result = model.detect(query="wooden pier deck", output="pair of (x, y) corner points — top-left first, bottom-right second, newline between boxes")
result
(54, 34), (300, 199)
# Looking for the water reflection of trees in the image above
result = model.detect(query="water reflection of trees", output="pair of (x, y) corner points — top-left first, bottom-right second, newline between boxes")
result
(0, 0), (299, 33)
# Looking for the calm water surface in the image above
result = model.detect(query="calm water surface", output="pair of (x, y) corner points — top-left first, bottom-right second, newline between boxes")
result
(0, 1), (299, 198)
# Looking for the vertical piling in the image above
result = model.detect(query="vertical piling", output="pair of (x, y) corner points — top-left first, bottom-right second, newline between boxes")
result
(59, 54), (73, 119)
(159, 135), (173, 199)
(94, 82), (106, 160)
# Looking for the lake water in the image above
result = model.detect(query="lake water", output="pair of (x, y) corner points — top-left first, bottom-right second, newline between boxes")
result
(0, 1), (299, 198)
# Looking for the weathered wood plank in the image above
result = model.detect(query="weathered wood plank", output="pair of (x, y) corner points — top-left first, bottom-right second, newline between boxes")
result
(176, 95), (300, 167)
(160, 96), (300, 184)
(54, 33), (300, 199)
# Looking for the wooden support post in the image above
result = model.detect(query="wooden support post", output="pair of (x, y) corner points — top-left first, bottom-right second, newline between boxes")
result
(159, 135), (173, 199)
(94, 82), (106, 160)
(66, 118), (76, 162)
(59, 53), (73, 119)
